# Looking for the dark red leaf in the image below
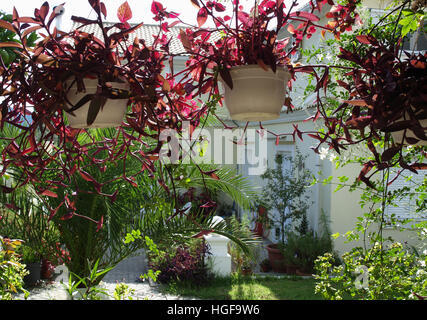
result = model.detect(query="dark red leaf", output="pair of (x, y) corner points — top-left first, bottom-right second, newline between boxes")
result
(190, 0), (201, 8)
(219, 68), (233, 90)
(79, 169), (96, 183)
(192, 229), (214, 238)
(179, 29), (192, 52)
(290, 11), (320, 22)
(345, 116), (372, 129)
(40, 190), (58, 198)
(383, 120), (413, 132)
(89, 0), (101, 14)
(48, 202), (64, 222)
(100, 2), (107, 19)
(117, 1), (132, 23)
(197, 7), (208, 27)
(96, 216), (104, 232)
(39, 2), (49, 21)
(399, 159), (418, 174)
(356, 35), (378, 46)
(86, 95), (107, 126)
(151, 1), (164, 15)
(0, 20), (17, 33)
(214, 3), (226, 12)
(70, 16), (97, 25)
(60, 211), (74, 221)
(381, 146), (400, 162)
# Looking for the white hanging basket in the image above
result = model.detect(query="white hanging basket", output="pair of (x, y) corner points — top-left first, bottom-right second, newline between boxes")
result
(65, 79), (129, 129)
(390, 118), (427, 146)
(220, 65), (290, 121)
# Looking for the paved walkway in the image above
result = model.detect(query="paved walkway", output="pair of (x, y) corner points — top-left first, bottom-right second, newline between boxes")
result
(14, 250), (195, 300)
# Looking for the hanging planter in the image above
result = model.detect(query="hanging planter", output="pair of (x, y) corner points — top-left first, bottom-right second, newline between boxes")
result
(390, 117), (427, 146)
(65, 79), (130, 129)
(220, 65), (290, 121)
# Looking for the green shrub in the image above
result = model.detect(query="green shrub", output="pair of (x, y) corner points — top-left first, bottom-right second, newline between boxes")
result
(314, 241), (427, 300)
(0, 237), (29, 300)
(283, 230), (335, 273)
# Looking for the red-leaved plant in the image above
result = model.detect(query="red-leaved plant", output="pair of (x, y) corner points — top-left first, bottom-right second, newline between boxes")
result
(159, 0), (361, 106)
(0, 0), (425, 230)
(0, 0), (208, 227)
(323, 40), (426, 187)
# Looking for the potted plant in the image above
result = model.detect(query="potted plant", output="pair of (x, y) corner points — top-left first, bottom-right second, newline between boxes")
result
(0, 0), (187, 131)
(0, 1), (211, 212)
(20, 245), (42, 286)
(177, 0), (331, 121)
(261, 149), (312, 273)
(0, 1), (147, 128)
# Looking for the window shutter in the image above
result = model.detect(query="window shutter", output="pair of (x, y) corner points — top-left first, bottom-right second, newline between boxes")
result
(385, 170), (427, 221)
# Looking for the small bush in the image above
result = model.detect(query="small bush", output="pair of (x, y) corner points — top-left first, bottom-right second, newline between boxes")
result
(283, 230), (336, 273)
(148, 239), (211, 285)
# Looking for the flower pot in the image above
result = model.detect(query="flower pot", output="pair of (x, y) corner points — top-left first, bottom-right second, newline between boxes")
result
(65, 79), (130, 129)
(390, 118), (427, 146)
(23, 261), (41, 286)
(220, 65), (290, 121)
(266, 243), (286, 273)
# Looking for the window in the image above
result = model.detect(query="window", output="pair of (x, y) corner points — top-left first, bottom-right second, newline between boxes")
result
(385, 170), (427, 222)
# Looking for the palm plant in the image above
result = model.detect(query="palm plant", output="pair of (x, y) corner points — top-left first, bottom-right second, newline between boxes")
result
(42, 125), (259, 281)
(122, 160), (261, 256)
(1, 112), (260, 282)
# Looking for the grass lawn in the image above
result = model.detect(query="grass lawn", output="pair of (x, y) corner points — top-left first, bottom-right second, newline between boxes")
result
(159, 274), (324, 300)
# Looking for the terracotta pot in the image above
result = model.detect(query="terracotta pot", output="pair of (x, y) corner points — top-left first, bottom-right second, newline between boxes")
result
(220, 65), (290, 121)
(266, 244), (286, 273)
(65, 79), (129, 128)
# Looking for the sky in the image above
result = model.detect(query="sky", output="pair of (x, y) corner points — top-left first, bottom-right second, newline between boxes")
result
(0, 0), (199, 31)
(0, 0), (270, 31)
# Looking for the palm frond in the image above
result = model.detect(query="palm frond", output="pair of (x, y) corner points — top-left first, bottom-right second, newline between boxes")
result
(179, 163), (260, 211)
